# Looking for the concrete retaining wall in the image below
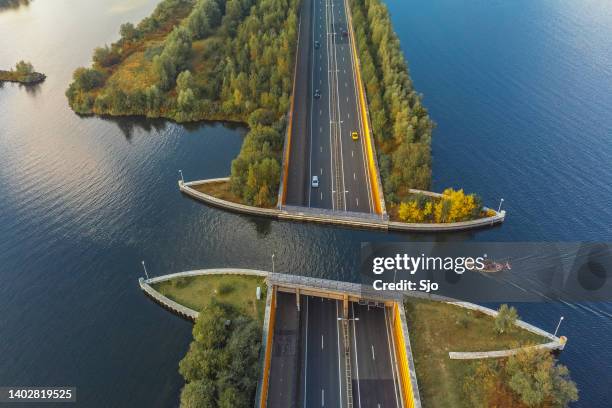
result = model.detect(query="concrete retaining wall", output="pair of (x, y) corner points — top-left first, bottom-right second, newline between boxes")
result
(180, 178), (506, 232)
(448, 339), (567, 360)
(139, 277), (199, 320)
(256, 285), (276, 408)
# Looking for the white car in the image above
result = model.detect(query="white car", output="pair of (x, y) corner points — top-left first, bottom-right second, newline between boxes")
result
(311, 176), (319, 188)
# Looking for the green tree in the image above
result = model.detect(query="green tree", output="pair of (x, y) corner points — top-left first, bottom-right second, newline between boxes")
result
(177, 70), (195, 92)
(119, 22), (138, 41)
(495, 304), (519, 335)
(15, 60), (33, 75)
(71, 67), (105, 91)
(178, 88), (196, 112)
(93, 45), (119, 67)
(180, 378), (217, 408)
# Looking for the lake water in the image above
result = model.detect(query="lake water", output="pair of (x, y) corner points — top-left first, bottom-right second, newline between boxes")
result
(0, 0), (611, 406)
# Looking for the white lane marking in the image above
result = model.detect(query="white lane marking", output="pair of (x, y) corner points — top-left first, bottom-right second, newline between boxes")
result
(335, 301), (344, 408)
(322, 388), (325, 407)
(322, 334), (324, 350)
(320, 146), (323, 152)
(354, 172), (356, 180)
(371, 344), (375, 360)
(308, 0), (317, 209)
(304, 296), (309, 408)
(329, 0), (347, 211)
(351, 150), (354, 157)
(347, 113), (350, 118)
(344, 69), (346, 74)
(321, 168), (323, 175)
(321, 192), (323, 200)
(352, 303), (362, 408)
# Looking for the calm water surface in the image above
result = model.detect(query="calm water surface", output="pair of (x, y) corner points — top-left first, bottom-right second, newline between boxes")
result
(0, 0), (610, 406)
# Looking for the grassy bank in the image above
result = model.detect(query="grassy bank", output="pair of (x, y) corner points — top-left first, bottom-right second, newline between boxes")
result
(192, 180), (276, 209)
(404, 298), (547, 407)
(152, 273), (266, 322)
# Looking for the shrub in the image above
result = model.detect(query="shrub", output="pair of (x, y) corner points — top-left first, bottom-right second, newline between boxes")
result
(494, 304), (518, 335)
(217, 282), (235, 296)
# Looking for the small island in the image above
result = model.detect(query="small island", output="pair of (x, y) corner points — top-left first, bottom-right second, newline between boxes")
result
(0, 0), (31, 9)
(0, 61), (45, 85)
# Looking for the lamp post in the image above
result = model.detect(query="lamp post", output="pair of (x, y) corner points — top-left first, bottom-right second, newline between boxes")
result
(554, 316), (564, 337)
(178, 169), (184, 183)
(498, 198), (504, 213)
(141, 260), (149, 280)
(271, 253), (275, 274)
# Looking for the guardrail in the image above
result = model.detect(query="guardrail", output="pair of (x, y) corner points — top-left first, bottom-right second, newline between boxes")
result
(278, 14), (302, 208)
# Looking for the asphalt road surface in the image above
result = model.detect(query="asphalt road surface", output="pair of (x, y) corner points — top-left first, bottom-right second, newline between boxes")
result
(299, 295), (347, 408)
(349, 302), (402, 408)
(268, 292), (301, 408)
(285, 0), (374, 213)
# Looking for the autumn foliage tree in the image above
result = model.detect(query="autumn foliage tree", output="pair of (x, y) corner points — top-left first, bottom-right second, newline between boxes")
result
(464, 348), (578, 407)
(397, 189), (483, 223)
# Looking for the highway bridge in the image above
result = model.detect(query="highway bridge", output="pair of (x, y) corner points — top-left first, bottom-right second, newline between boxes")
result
(285, 0), (374, 214)
(268, 292), (402, 408)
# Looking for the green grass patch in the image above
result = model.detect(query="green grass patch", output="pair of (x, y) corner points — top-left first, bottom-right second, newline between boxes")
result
(193, 180), (277, 209)
(404, 298), (547, 408)
(153, 274), (267, 322)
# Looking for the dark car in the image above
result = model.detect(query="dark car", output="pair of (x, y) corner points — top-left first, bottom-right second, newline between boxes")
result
(314, 40), (320, 49)
(341, 29), (348, 37)
(314, 89), (321, 98)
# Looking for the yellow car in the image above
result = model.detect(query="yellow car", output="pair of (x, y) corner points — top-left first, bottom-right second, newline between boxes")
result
(351, 131), (359, 140)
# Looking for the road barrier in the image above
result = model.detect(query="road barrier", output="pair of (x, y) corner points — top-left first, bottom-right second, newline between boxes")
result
(392, 302), (422, 408)
(278, 13), (303, 207)
(259, 286), (277, 408)
(345, 0), (386, 217)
